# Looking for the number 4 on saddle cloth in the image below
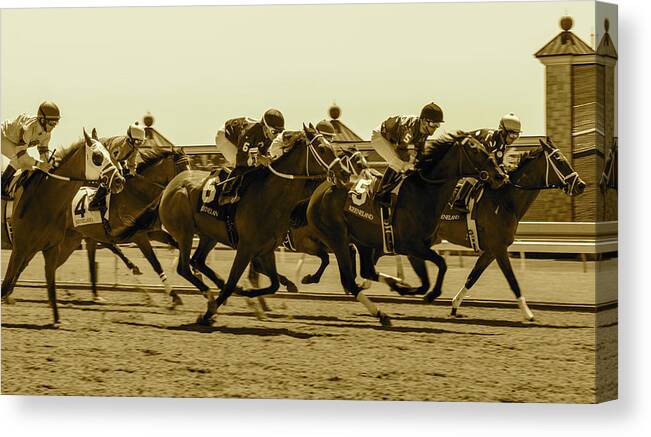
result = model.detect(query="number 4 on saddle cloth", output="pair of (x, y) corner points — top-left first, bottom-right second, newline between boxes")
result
(71, 186), (111, 228)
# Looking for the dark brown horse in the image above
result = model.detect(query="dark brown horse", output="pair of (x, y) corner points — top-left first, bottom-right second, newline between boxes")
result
(306, 134), (509, 326)
(158, 125), (339, 325)
(1, 129), (125, 326)
(54, 148), (190, 307)
(403, 137), (586, 320)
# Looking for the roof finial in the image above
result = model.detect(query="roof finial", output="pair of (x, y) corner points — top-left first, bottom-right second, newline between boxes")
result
(329, 102), (341, 120)
(604, 18), (610, 33)
(560, 16), (573, 31)
(143, 111), (154, 127)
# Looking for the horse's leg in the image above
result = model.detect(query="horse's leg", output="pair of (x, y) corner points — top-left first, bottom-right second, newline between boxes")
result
(42, 246), (61, 326)
(131, 234), (177, 307)
(175, 233), (211, 297)
(247, 263), (260, 288)
(356, 246), (412, 295)
(302, 246), (330, 284)
(406, 246), (447, 303)
(495, 250), (534, 321)
(332, 242), (391, 327)
(237, 251), (280, 298)
(103, 242), (142, 275)
(407, 255), (430, 295)
(1, 250), (33, 303)
(190, 237), (225, 290)
(198, 248), (253, 325)
(277, 272), (299, 293)
(85, 239), (99, 300)
(450, 251), (495, 317)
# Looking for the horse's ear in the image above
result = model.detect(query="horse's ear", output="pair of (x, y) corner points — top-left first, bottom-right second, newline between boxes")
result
(91, 128), (98, 141)
(302, 123), (308, 132)
(83, 128), (92, 146)
(309, 122), (315, 130)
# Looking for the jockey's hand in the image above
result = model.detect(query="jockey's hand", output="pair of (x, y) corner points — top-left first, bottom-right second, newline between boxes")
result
(401, 162), (415, 173)
(36, 161), (52, 172)
(257, 155), (272, 167)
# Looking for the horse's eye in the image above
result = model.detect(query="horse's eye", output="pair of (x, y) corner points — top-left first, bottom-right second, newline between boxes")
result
(92, 150), (104, 166)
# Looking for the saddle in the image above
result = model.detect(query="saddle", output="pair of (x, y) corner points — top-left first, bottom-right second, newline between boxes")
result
(2, 170), (39, 248)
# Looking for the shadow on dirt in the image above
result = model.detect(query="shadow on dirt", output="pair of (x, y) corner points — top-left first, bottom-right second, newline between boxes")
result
(390, 314), (591, 329)
(1, 323), (63, 330)
(114, 320), (327, 339)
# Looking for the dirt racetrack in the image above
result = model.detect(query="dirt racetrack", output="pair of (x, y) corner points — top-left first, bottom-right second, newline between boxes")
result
(2, 248), (617, 403)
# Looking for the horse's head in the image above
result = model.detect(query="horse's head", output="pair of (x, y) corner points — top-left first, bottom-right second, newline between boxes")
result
(83, 128), (125, 194)
(535, 138), (585, 195)
(457, 135), (509, 189)
(296, 122), (339, 176)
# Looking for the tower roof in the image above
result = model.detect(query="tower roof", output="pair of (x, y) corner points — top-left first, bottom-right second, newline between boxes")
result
(535, 16), (594, 58)
(326, 103), (365, 142)
(596, 18), (618, 59)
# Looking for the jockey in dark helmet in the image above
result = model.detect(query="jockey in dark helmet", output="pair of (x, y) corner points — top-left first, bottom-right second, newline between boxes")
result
(1, 101), (59, 200)
(452, 112), (521, 212)
(88, 122), (146, 211)
(315, 119), (336, 143)
(218, 108), (285, 205)
(372, 102), (444, 206)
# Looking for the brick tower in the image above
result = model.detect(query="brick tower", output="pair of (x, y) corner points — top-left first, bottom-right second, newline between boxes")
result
(526, 16), (617, 222)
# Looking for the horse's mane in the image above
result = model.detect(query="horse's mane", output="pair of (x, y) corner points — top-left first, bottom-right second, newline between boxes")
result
(51, 137), (86, 169)
(507, 147), (543, 175)
(417, 134), (456, 169)
(137, 147), (186, 172)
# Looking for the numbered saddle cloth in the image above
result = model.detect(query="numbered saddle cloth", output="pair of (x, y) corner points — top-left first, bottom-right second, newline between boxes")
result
(343, 170), (382, 225)
(71, 186), (110, 227)
(198, 169), (231, 218)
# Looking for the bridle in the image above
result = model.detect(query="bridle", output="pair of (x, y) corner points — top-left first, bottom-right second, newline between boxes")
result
(418, 137), (495, 185)
(266, 133), (339, 181)
(512, 147), (580, 193)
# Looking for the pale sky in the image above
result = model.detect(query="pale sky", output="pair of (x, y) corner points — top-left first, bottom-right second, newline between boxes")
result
(1, 1), (617, 150)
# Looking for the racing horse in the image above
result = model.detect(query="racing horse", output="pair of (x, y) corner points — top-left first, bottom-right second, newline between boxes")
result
(54, 147), (190, 307)
(158, 124), (339, 325)
(440, 137), (585, 319)
(1, 129), (125, 326)
(401, 137), (585, 320)
(305, 134), (509, 326)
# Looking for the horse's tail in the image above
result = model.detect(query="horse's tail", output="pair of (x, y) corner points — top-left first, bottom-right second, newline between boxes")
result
(289, 198), (310, 228)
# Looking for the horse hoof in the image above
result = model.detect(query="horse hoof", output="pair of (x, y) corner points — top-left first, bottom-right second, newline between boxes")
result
(196, 314), (214, 326)
(378, 312), (392, 328)
(450, 307), (458, 317)
(423, 291), (441, 303)
(132, 267), (143, 275)
(93, 296), (108, 304)
(359, 280), (372, 290)
(301, 275), (314, 284)
(2, 296), (16, 305)
(286, 283), (299, 293)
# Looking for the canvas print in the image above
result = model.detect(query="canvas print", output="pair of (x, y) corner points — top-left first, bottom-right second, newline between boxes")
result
(1, 1), (617, 403)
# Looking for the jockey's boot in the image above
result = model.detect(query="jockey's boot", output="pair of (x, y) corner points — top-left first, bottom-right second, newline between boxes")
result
(1, 166), (17, 201)
(219, 168), (243, 206)
(452, 180), (473, 213)
(376, 167), (397, 208)
(88, 186), (108, 211)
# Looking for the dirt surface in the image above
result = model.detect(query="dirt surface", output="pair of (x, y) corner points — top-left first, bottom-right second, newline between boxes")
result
(1, 286), (616, 403)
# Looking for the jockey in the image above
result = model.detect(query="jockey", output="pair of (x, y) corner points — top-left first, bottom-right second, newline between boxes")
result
(219, 108), (285, 205)
(88, 122), (146, 211)
(452, 112), (521, 212)
(1, 101), (60, 200)
(372, 102), (444, 205)
(315, 119), (336, 143)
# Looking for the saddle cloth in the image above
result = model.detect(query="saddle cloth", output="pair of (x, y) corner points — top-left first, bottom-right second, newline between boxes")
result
(441, 184), (485, 252)
(71, 186), (111, 228)
(343, 169), (404, 255)
(197, 169), (238, 246)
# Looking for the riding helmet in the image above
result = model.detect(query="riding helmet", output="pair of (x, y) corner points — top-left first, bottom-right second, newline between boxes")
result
(316, 120), (336, 140)
(420, 102), (444, 123)
(262, 109), (285, 130)
(499, 113), (522, 133)
(127, 122), (146, 141)
(38, 101), (61, 120)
